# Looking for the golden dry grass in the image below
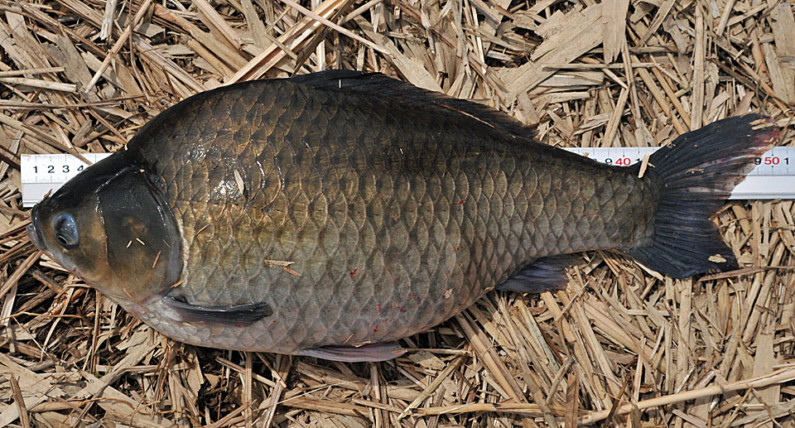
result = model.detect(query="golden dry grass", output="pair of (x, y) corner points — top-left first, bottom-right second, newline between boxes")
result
(0, 0), (793, 426)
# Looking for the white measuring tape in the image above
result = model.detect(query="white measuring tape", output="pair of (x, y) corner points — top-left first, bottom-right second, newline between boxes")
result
(19, 147), (795, 207)
(21, 153), (110, 208)
(564, 147), (794, 200)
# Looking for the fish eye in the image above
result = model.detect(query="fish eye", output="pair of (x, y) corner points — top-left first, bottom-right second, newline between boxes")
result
(53, 213), (79, 249)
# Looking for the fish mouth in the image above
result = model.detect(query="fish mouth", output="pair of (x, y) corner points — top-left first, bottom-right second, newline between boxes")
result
(27, 205), (46, 251)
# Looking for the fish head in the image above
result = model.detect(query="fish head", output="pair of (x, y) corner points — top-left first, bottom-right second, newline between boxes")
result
(28, 153), (182, 303)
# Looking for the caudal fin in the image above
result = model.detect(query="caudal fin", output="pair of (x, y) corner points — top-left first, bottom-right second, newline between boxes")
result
(627, 114), (779, 278)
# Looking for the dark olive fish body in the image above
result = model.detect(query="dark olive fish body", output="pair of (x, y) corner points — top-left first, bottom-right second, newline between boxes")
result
(29, 71), (778, 361)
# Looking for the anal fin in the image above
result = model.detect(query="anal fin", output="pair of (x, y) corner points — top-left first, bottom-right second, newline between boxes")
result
(298, 342), (406, 362)
(163, 296), (272, 325)
(496, 255), (576, 293)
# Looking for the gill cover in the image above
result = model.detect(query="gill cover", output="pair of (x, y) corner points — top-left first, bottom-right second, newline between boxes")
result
(97, 165), (182, 301)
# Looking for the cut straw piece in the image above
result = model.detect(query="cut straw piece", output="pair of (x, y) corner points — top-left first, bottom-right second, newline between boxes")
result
(397, 356), (464, 420)
(690, 5), (705, 130)
(502, 4), (604, 99)
(192, 0), (245, 49)
(455, 313), (526, 402)
(99, 0), (117, 41)
(132, 36), (206, 93)
(0, 67), (64, 77)
(240, 0), (270, 50)
(8, 376), (30, 428)
(227, 0), (352, 83)
(260, 355), (291, 427)
(85, 0), (153, 91)
(280, 396), (370, 417)
(579, 367), (795, 424)
(280, 0), (386, 55)
(409, 401), (565, 417)
(602, 0), (629, 63)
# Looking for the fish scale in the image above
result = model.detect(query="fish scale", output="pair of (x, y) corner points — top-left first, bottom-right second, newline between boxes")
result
(28, 71), (777, 361)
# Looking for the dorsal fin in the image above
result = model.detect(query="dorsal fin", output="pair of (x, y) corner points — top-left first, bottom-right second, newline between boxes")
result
(287, 70), (536, 139)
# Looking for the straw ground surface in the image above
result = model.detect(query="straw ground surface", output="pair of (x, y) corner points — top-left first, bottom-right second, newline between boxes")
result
(0, 0), (793, 426)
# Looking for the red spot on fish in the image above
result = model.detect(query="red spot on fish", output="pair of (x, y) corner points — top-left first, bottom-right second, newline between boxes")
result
(380, 194), (384, 198)
(350, 268), (358, 277)
(411, 294), (418, 301)
(398, 305), (407, 313)
(458, 200), (464, 205)
(377, 303), (382, 313)
(269, 319), (277, 327)
(373, 325), (379, 332)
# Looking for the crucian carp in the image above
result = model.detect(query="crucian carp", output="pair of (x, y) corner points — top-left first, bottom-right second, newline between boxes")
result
(28, 71), (779, 361)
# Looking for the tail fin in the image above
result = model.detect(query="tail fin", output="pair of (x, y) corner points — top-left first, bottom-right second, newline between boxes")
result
(627, 114), (779, 278)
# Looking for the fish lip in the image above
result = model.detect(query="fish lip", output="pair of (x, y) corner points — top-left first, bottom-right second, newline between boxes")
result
(27, 204), (47, 251)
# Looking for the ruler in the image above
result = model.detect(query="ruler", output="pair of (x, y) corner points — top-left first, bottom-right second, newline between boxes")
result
(20, 147), (795, 207)
(564, 146), (794, 200)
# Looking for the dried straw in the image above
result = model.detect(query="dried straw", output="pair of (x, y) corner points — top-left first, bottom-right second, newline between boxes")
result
(0, 0), (793, 426)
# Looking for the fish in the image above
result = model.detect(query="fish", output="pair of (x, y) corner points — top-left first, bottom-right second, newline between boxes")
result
(27, 70), (779, 362)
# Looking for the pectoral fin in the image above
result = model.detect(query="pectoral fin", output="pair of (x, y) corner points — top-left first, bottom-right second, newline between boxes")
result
(163, 296), (272, 324)
(298, 342), (406, 362)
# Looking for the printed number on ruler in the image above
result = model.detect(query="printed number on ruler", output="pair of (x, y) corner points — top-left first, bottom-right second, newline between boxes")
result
(21, 153), (111, 207)
(751, 150), (791, 176)
(28, 158), (85, 179)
